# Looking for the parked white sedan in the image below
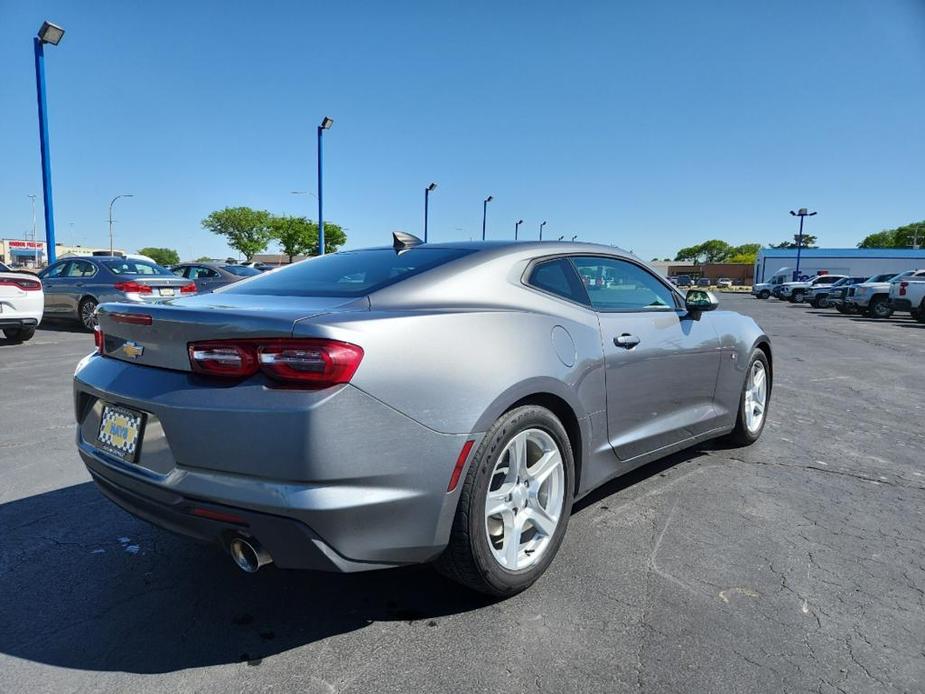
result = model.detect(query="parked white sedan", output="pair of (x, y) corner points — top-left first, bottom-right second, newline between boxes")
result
(0, 262), (44, 342)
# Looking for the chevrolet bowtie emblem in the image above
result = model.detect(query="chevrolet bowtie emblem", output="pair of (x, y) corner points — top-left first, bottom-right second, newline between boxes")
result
(122, 341), (145, 359)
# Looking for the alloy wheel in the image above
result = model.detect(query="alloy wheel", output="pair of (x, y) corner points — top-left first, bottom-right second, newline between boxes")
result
(81, 300), (99, 329)
(743, 361), (768, 434)
(484, 428), (565, 571)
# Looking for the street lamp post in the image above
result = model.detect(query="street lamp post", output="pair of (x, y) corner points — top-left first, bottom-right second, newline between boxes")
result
(317, 116), (333, 255)
(481, 195), (493, 240)
(33, 21), (65, 265)
(571, 235), (578, 242)
(108, 194), (134, 256)
(789, 208), (817, 281)
(540, 220), (547, 240)
(27, 194), (38, 267)
(515, 219), (523, 240)
(424, 183), (437, 242)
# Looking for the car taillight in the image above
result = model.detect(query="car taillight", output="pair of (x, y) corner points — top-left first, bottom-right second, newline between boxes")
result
(0, 277), (42, 291)
(180, 282), (197, 294)
(188, 338), (364, 387)
(899, 281), (908, 296)
(113, 280), (153, 294)
(94, 326), (104, 354)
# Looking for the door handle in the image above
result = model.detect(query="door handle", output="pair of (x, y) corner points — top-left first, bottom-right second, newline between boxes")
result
(614, 333), (640, 349)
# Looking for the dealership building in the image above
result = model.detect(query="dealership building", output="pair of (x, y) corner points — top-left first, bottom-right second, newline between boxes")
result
(0, 239), (124, 268)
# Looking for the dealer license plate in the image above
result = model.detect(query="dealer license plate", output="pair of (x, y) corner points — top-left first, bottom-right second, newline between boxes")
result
(97, 404), (145, 462)
(159, 288), (176, 297)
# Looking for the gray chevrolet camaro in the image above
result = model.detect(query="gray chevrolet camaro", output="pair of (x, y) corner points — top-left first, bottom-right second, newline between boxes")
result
(73, 237), (772, 596)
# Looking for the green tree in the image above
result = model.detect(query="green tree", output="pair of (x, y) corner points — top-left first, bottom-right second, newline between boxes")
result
(770, 234), (817, 249)
(201, 207), (273, 260)
(699, 239), (733, 262)
(674, 244), (704, 263)
(194, 256), (213, 262)
(268, 215), (347, 261)
(858, 221), (925, 248)
(137, 247), (180, 266)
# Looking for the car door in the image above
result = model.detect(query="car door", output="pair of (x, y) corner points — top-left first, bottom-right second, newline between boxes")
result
(39, 261), (71, 314)
(188, 265), (221, 293)
(570, 255), (724, 462)
(59, 259), (99, 317)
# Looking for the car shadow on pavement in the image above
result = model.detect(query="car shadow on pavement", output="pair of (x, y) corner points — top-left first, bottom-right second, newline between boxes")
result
(1, 446), (704, 674)
(0, 482), (492, 674)
(38, 320), (91, 334)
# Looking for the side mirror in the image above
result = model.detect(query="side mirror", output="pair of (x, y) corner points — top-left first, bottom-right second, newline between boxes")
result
(685, 288), (719, 312)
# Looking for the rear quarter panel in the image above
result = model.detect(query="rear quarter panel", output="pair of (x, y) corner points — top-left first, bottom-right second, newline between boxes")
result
(292, 304), (607, 436)
(710, 311), (772, 424)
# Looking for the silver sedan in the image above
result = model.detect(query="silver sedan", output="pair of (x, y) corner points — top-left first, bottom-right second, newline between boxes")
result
(41, 256), (196, 330)
(73, 238), (771, 596)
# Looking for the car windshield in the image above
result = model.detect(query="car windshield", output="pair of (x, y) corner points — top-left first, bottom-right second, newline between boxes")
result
(223, 265), (262, 277)
(222, 247), (476, 297)
(102, 260), (173, 276)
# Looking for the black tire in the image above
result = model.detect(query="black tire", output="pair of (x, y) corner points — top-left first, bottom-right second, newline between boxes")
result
(809, 297), (821, 308)
(436, 405), (575, 597)
(868, 296), (892, 319)
(757, 290), (770, 300)
(817, 295), (831, 309)
(835, 304), (848, 314)
(2, 326), (36, 342)
(914, 306), (925, 324)
(727, 349), (771, 447)
(78, 297), (99, 331)
(792, 290), (805, 303)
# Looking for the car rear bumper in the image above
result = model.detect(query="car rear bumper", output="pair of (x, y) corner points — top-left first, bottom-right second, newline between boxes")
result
(73, 353), (480, 570)
(890, 298), (913, 311)
(0, 316), (39, 330)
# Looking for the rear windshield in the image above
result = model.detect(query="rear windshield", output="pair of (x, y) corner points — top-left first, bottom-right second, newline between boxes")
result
(223, 265), (262, 277)
(103, 260), (173, 276)
(223, 247), (476, 297)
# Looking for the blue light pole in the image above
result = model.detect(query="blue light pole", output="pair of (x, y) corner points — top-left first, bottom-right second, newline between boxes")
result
(789, 208), (817, 281)
(515, 219), (523, 240)
(539, 220), (547, 240)
(481, 195), (493, 240)
(424, 182), (437, 242)
(317, 116), (333, 255)
(33, 21), (65, 266)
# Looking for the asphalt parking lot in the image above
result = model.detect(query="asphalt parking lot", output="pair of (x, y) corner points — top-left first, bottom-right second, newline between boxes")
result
(1, 295), (923, 693)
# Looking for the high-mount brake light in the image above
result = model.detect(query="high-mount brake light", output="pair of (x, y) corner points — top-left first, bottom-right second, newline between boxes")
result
(187, 338), (364, 387)
(113, 280), (153, 294)
(110, 312), (153, 325)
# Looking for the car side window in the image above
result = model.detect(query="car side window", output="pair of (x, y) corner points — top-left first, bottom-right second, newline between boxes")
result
(527, 258), (590, 305)
(171, 266), (188, 277)
(65, 260), (96, 278)
(569, 256), (678, 312)
(44, 262), (70, 279)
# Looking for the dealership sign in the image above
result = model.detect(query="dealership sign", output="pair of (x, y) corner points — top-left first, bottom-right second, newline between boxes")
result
(9, 240), (44, 249)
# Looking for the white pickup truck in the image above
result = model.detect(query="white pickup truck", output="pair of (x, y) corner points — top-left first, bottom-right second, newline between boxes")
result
(889, 271), (925, 322)
(777, 274), (847, 303)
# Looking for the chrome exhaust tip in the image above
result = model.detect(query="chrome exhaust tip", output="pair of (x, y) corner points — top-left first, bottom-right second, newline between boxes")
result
(229, 537), (272, 573)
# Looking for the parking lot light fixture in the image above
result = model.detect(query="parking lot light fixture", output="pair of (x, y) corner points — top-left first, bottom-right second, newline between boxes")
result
(515, 219), (523, 240)
(571, 235), (578, 242)
(789, 208), (817, 281)
(38, 21), (65, 45)
(557, 235), (564, 241)
(540, 220), (547, 240)
(108, 194), (134, 256)
(317, 117), (333, 255)
(424, 183), (437, 242)
(481, 195), (493, 240)
(33, 21), (65, 265)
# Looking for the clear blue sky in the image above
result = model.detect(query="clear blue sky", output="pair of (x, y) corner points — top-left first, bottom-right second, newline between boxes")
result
(2, 0), (924, 261)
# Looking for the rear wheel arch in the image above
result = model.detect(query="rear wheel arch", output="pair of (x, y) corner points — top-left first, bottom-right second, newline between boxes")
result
(504, 393), (583, 496)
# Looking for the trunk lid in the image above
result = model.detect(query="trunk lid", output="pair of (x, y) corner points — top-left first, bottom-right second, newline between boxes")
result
(97, 293), (368, 371)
